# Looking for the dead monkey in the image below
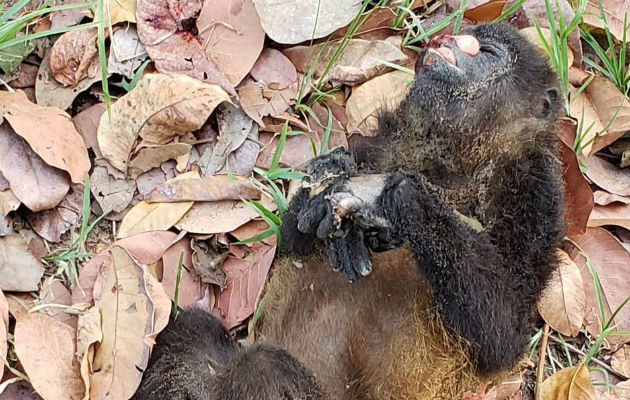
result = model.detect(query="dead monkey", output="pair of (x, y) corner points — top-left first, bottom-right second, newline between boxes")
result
(135, 23), (564, 400)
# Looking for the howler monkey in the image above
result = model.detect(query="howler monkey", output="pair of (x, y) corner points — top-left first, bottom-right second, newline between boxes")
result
(135, 23), (564, 400)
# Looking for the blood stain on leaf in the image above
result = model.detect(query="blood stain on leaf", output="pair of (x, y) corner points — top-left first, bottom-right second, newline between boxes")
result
(49, 27), (98, 86)
(90, 246), (153, 400)
(0, 91), (90, 184)
(0, 125), (70, 212)
(144, 175), (260, 203)
(14, 313), (85, 400)
(213, 242), (276, 329)
(567, 227), (630, 349)
(540, 362), (596, 400)
(97, 74), (230, 172)
(252, 0), (362, 44)
(538, 249), (586, 337)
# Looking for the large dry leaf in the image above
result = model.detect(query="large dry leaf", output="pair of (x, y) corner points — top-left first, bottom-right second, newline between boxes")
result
(97, 74), (230, 172)
(252, 0), (362, 44)
(214, 242), (275, 329)
(107, 26), (147, 79)
(346, 70), (413, 136)
(588, 202), (630, 230)
(128, 143), (191, 178)
(72, 253), (111, 306)
(0, 91), (90, 183)
(283, 37), (408, 86)
(250, 48), (298, 90)
(14, 313), (84, 400)
(538, 249), (586, 337)
(583, 0), (630, 42)
(239, 80), (297, 126)
(196, 0), (265, 87)
(117, 170), (198, 238)
(114, 230), (179, 265)
(569, 76), (630, 156)
(0, 233), (45, 292)
(107, 0), (137, 24)
(25, 183), (83, 242)
(567, 227), (630, 349)
(582, 154), (630, 196)
(90, 166), (136, 214)
(145, 175), (259, 202)
(135, 0), (235, 95)
(541, 362), (596, 400)
(0, 125), (70, 212)
(0, 289), (7, 382)
(90, 246), (153, 400)
(175, 195), (276, 234)
(50, 27), (98, 86)
(77, 307), (102, 400)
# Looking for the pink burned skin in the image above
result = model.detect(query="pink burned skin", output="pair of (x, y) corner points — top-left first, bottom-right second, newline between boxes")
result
(423, 34), (481, 66)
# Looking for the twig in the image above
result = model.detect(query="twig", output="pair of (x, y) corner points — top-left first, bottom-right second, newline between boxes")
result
(547, 334), (627, 380)
(536, 323), (550, 400)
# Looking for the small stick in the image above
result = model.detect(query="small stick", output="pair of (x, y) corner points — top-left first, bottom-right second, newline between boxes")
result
(547, 334), (627, 380)
(535, 323), (550, 400)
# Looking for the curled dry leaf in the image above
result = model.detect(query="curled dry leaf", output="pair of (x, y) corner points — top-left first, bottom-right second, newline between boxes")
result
(239, 80), (297, 126)
(97, 74), (230, 172)
(214, 242), (276, 329)
(90, 246), (153, 400)
(252, 0), (361, 44)
(107, 26), (147, 79)
(582, 154), (630, 196)
(50, 27), (98, 86)
(129, 143), (191, 178)
(538, 249), (586, 337)
(588, 202), (630, 230)
(114, 230), (179, 265)
(0, 189), (20, 216)
(175, 194), (276, 234)
(540, 362), (595, 400)
(25, 183), (83, 242)
(14, 313), (84, 400)
(567, 227), (630, 349)
(0, 124), (70, 212)
(0, 91), (90, 184)
(145, 175), (260, 203)
(117, 170), (198, 238)
(283, 37), (408, 86)
(346, 70), (413, 136)
(569, 76), (630, 156)
(190, 237), (228, 288)
(90, 165), (136, 214)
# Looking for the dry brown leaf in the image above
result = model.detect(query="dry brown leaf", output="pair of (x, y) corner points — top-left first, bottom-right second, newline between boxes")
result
(8, 63), (38, 88)
(582, 155), (630, 196)
(14, 312), (85, 400)
(175, 195), (276, 234)
(90, 165), (136, 214)
(50, 27), (98, 86)
(39, 277), (76, 328)
(72, 103), (106, 153)
(117, 170), (198, 238)
(250, 48), (298, 90)
(0, 233), (45, 292)
(90, 246), (153, 400)
(129, 143), (192, 178)
(76, 306), (102, 400)
(239, 80), (297, 126)
(567, 227), (630, 349)
(145, 175), (260, 203)
(141, 263), (171, 341)
(0, 124), (70, 212)
(214, 242), (276, 329)
(114, 230), (179, 265)
(583, 0), (630, 42)
(252, 0), (361, 44)
(0, 289), (7, 382)
(538, 249), (586, 337)
(196, 0), (265, 87)
(0, 90), (90, 183)
(49, 0), (90, 29)
(25, 183), (83, 242)
(161, 237), (205, 307)
(35, 50), (102, 110)
(97, 73), (230, 172)
(593, 190), (630, 205)
(346, 70), (413, 136)
(0, 189), (20, 216)
(72, 253), (111, 306)
(588, 202), (630, 230)
(107, 26), (147, 79)
(107, 0), (137, 24)
(135, 0), (235, 95)
(541, 362), (596, 400)
(611, 345), (630, 379)
(283, 37), (408, 86)
(570, 76), (630, 156)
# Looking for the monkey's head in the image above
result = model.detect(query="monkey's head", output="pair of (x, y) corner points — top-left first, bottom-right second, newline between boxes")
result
(410, 23), (561, 134)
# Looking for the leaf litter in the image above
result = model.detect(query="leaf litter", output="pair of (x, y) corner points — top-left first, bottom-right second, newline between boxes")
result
(1, 0), (629, 398)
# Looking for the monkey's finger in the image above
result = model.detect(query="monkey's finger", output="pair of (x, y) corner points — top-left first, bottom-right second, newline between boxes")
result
(315, 203), (337, 239)
(327, 239), (347, 272)
(297, 200), (328, 234)
(345, 228), (372, 277)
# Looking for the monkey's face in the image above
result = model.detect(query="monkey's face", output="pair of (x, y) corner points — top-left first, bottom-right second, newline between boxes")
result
(412, 23), (560, 132)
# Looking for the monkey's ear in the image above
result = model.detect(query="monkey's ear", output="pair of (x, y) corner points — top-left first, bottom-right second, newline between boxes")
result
(541, 87), (559, 118)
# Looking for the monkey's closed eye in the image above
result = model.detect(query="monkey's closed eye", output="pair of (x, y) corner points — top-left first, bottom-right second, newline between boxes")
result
(479, 44), (500, 57)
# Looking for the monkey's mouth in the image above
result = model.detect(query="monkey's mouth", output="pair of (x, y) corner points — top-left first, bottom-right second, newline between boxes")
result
(420, 34), (480, 68)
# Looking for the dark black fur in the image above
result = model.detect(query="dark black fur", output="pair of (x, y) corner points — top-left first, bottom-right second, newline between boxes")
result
(134, 309), (325, 400)
(287, 23), (565, 373)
